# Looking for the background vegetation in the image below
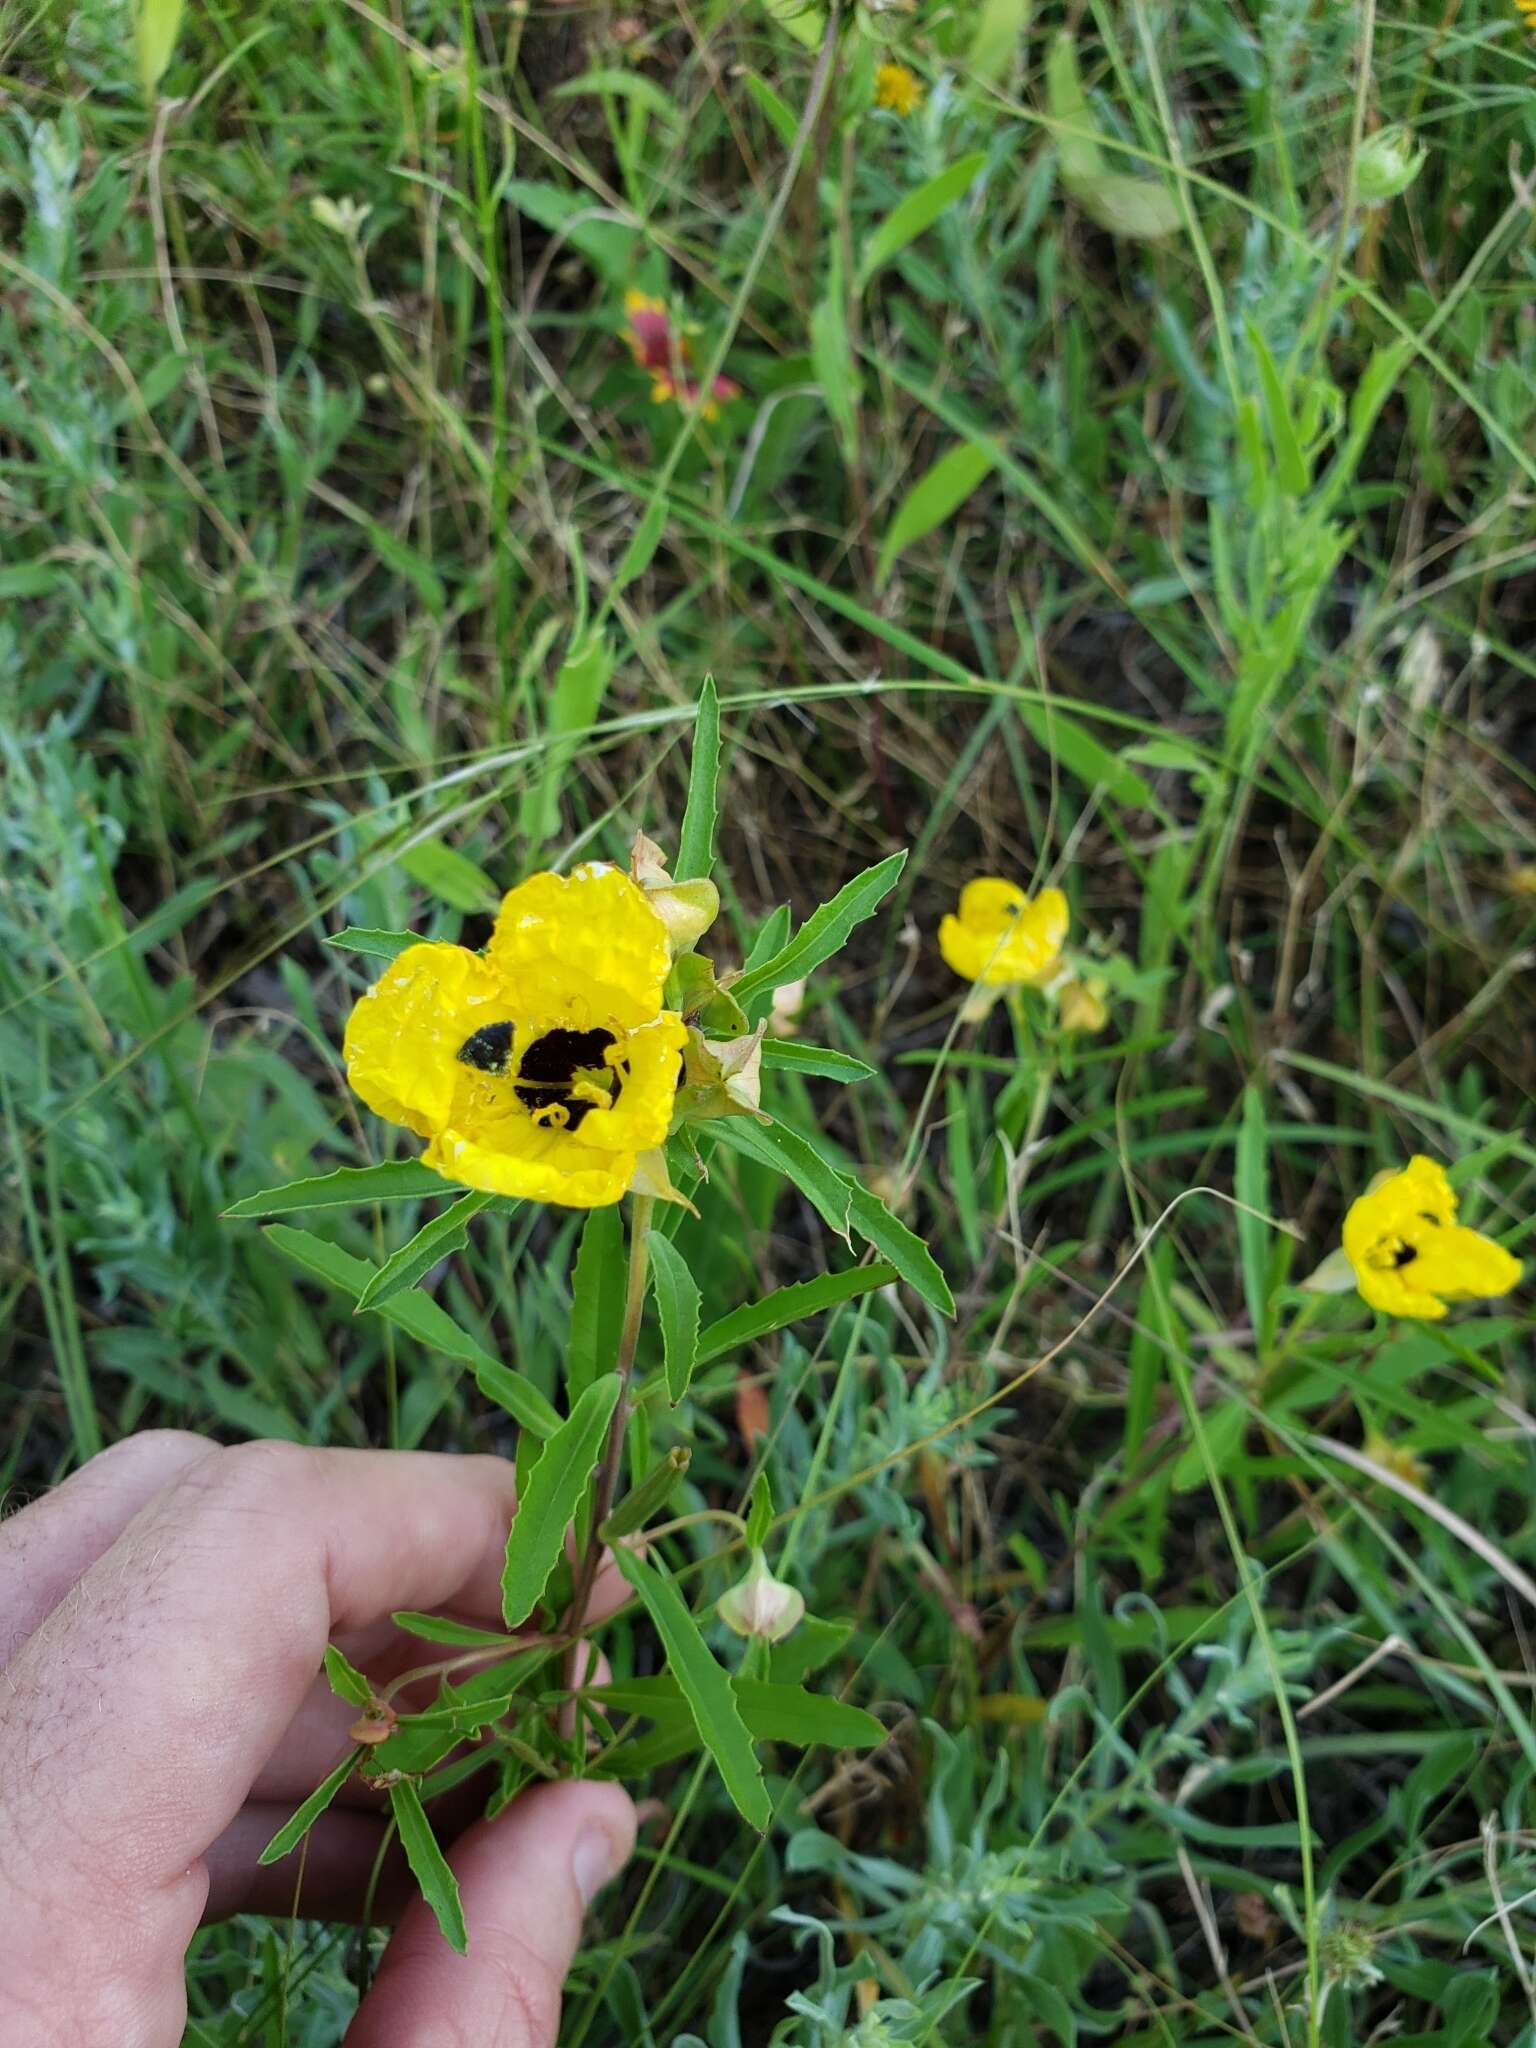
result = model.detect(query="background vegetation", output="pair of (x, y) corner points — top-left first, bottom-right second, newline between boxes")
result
(5, 0), (1536, 2039)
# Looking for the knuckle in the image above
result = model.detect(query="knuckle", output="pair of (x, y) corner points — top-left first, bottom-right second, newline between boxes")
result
(196, 1437), (319, 1507)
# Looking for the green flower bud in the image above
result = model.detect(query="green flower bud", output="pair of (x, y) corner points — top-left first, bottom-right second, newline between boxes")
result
(717, 1548), (805, 1643)
(1355, 126), (1426, 206)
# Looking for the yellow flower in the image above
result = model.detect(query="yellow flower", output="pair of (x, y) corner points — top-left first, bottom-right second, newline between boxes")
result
(343, 864), (687, 1208)
(1341, 1155), (1523, 1322)
(938, 878), (1068, 990)
(874, 61), (924, 116)
(1057, 975), (1109, 1035)
(1361, 1431), (1429, 1492)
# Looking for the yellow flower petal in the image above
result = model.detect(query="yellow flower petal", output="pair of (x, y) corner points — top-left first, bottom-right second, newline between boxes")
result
(343, 943), (500, 1140)
(487, 864), (669, 1030)
(1342, 1154), (1522, 1321)
(938, 877), (1068, 988)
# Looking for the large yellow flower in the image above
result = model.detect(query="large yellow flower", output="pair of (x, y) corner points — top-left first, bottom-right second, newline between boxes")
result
(1342, 1155), (1523, 1322)
(343, 864), (687, 1209)
(938, 878), (1068, 989)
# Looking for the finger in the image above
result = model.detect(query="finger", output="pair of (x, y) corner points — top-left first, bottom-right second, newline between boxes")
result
(0, 1431), (210, 1666)
(0, 1440), (519, 2047)
(345, 1780), (636, 2048)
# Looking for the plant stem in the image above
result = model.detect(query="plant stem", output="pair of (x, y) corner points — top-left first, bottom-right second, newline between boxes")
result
(567, 1193), (655, 1638)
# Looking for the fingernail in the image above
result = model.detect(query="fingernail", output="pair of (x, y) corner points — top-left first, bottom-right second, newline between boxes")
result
(573, 1823), (622, 1905)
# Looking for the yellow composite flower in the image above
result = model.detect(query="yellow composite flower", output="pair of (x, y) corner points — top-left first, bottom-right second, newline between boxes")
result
(938, 877), (1069, 990)
(343, 864), (687, 1208)
(1341, 1154), (1523, 1322)
(874, 62), (924, 116)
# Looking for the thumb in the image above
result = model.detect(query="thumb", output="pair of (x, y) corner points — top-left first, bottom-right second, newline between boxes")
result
(344, 1780), (636, 2048)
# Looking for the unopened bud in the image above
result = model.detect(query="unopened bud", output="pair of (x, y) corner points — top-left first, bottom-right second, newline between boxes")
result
(630, 831), (719, 959)
(1355, 125), (1426, 206)
(1057, 976), (1109, 1035)
(717, 1548), (805, 1643)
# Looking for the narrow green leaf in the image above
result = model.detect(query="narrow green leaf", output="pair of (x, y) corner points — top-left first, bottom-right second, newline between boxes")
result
(326, 927), (417, 962)
(584, 1671), (883, 1751)
(501, 1374), (621, 1627)
(1246, 320), (1310, 495)
(613, 1547), (771, 1829)
(968, 0), (1029, 83)
(877, 440), (996, 588)
(324, 1644), (374, 1708)
(742, 69), (799, 148)
(471, 1356), (562, 1441)
(1236, 1086), (1271, 1345)
(265, 1225), (507, 1381)
(676, 676), (721, 883)
(1071, 170), (1181, 240)
(695, 1264), (896, 1365)
(1047, 34), (1178, 239)
(568, 1207), (625, 1403)
(1015, 703), (1157, 811)
(258, 1750), (357, 1865)
(137, 0), (184, 97)
(745, 1471), (773, 1549)
(647, 1230), (701, 1405)
(354, 1191), (495, 1313)
(398, 840), (499, 914)
(810, 253), (858, 461)
(390, 1779), (467, 1955)
(743, 903), (792, 975)
(844, 1182), (955, 1317)
(526, 623), (615, 841)
(769, 1615), (853, 1685)
(858, 153), (987, 286)
(714, 1120), (952, 1316)
(225, 1160), (445, 1218)
(732, 851), (906, 1005)
(760, 1040), (875, 1082)
(611, 494), (669, 597)
(552, 67), (682, 126)
(711, 1118), (854, 1242)
(392, 1611), (518, 1648)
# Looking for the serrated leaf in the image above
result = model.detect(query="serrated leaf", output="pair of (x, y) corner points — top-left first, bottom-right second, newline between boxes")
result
(877, 439), (996, 588)
(647, 1230), (701, 1404)
(324, 1644), (374, 1708)
(258, 1750), (357, 1865)
(326, 926), (417, 962)
(732, 851), (906, 1007)
(859, 154), (987, 287)
(137, 0), (184, 97)
(225, 1160), (445, 1218)
(354, 1190), (495, 1313)
(568, 1207), (625, 1404)
(613, 1547), (771, 1829)
(584, 1671), (882, 1751)
(713, 1118), (952, 1316)
(843, 1181), (954, 1316)
(695, 1263), (897, 1365)
(676, 676), (721, 883)
(389, 1779), (467, 1954)
(501, 1374), (621, 1627)
(470, 1356), (562, 1440)
(760, 1040), (875, 1082)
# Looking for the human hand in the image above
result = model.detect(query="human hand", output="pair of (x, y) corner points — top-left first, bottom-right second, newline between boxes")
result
(0, 1432), (636, 2046)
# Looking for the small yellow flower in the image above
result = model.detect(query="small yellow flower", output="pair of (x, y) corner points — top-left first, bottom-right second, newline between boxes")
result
(874, 61), (924, 116)
(938, 878), (1068, 991)
(343, 864), (686, 1208)
(1341, 1155), (1523, 1322)
(1057, 975), (1109, 1035)
(1362, 1431), (1429, 1492)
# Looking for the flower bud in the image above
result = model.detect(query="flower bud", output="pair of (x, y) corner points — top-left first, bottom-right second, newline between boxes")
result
(1056, 975), (1109, 1035)
(718, 1549), (805, 1643)
(674, 1025), (765, 1126)
(1355, 126), (1426, 206)
(630, 831), (720, 959)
